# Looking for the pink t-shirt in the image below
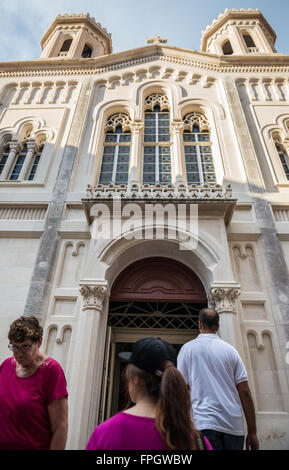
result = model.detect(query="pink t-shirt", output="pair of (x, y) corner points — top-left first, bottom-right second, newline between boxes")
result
(86, 412), (213, 450)
(0, 357), (68, 450)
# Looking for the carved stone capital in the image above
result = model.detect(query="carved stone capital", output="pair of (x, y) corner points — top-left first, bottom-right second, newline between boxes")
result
(79, 284), (108, 311)
(208, 286), (241, 315)
(8, 140), (21, 153)
(131, 120), (144, 134)
(171, 120), (184, 134)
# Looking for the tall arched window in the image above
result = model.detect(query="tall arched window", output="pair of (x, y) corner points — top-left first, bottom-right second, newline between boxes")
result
(143, 93), (171, 184)
(99, 113), (132, 184)
(275, 142), (289, 180)
(183, 112), (216, 184)
(28, 144), (44, 181)
(9, 143), (28, 180)
(0, 133), (44, 181)
(0, 142), (10, 176)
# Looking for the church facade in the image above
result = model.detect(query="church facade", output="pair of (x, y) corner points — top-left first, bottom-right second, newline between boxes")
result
(0, 9), (288, 449)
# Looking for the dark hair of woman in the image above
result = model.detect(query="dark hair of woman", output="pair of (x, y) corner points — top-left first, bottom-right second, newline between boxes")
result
(124, 361), (203, 450)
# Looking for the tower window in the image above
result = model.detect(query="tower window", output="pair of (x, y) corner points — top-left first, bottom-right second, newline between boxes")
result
(222, 40), (233, 55)
(243, 34), (256, 48)
(82, 44), (93, 58)
(58, 39), (73, 57)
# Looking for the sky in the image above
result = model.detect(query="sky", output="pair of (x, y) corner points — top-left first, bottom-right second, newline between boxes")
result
(0, 0), (288, 62)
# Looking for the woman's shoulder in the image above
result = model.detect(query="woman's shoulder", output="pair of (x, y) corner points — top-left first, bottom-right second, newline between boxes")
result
(0, 357), (14, 370)
(39, 357), (64, 373)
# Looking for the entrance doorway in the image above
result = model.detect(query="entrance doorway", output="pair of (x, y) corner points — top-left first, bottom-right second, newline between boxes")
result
(98, 257), (207, 423)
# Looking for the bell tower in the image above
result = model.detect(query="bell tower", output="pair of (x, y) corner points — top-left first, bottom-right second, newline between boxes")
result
(201, 9), (277, 56)
(40, 13), (112, 59)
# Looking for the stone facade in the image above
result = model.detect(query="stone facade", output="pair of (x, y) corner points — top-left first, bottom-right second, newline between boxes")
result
(0, 9), (288, 450)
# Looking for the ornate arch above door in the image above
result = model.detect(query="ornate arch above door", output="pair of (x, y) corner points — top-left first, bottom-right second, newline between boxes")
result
(110, 257), (207, 302)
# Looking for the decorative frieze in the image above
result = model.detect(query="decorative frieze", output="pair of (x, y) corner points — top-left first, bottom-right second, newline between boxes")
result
(236, 77), (289, 102)
(0, 80), (79, 107)
(85, 182), (233, 200)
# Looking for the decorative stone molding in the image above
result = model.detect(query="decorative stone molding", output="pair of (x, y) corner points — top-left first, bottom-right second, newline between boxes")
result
(170, 120), (185, 134)
(208, 286), (241, 314)
(237, 77), (289, 102)
(85, 182), (233, 200)
(144, 93), (169, 111)
(183, 112), (210, 132)
(0, 80), (79, 107)
(79, 284), (108, 311)
(104, 113), (132, 133)
(2, 53), (289, 80)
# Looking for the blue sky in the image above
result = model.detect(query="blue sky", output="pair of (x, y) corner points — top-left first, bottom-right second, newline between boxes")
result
(0, 0), (288, 61)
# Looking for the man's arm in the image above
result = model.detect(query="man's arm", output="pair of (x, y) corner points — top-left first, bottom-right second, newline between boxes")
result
(48, 397), (68, 450)
(236, 381), (259, 450)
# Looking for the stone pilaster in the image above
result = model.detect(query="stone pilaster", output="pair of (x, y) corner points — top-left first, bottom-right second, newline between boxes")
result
(68, 282), (108, 449)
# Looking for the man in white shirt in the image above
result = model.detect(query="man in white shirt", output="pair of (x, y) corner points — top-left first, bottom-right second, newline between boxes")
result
(177, 308), (259, 450)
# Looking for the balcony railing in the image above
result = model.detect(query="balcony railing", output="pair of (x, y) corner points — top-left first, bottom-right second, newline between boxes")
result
(248, 47), (259, 53)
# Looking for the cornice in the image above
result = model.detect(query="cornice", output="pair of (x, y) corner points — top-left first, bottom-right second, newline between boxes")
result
(1, 45), (289, 79)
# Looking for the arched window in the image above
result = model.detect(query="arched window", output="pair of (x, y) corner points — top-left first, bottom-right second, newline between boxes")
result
(143, 94), (171, 185)
(82, 44), (93, 58)
(275, 142), (289, 180)
(99, 113), (132, 184)
(58, 39), (73, 57)
(0, 142), (10, 175)
(28, 144), (44, 181)
(183, 112), (216, 184)
(243, 33), (256, 51)
(222, 40), (233, 55)
(9, 143), (28, 180)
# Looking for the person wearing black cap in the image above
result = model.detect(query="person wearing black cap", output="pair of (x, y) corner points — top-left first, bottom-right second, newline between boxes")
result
(86, 337), (212, 450)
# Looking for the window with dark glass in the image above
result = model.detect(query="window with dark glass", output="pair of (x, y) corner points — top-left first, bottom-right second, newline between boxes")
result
(243, 34), (256, 48)
(99, 120), (131, 184)
(183, 114), (216, 184)
(28, 145), (43, 181)
(82, 44), (93, 58)
(0, 144), (10, 175)
(9, 144), (27, 180)
(276, 143), (289, 180)
(60, 39), (73, 52)
(143, 96), (171, 185)
(222, 40), (233, 55)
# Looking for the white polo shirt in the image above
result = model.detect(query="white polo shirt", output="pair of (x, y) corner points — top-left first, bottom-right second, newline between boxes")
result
(177, 334), (248, 436)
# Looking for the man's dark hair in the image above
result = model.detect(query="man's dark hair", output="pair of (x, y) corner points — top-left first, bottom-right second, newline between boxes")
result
(199, 308), (219, 330)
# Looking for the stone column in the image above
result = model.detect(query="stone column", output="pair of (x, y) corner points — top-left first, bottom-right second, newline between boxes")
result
(18, 140), (37, 180)
(68, 282), (108, 450)
(171, 120), (185, 183)
(0, 141), (20, 180)
(128, 120), (144, 184)
(208, 285), (241, 349)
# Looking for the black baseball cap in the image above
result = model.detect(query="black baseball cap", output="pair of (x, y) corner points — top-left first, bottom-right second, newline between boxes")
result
(119, 337), (177, 376)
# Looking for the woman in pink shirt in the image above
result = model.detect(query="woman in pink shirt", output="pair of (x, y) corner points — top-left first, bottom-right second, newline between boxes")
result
(86, 337), (212, 451)
(0, 316), (68, 450)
